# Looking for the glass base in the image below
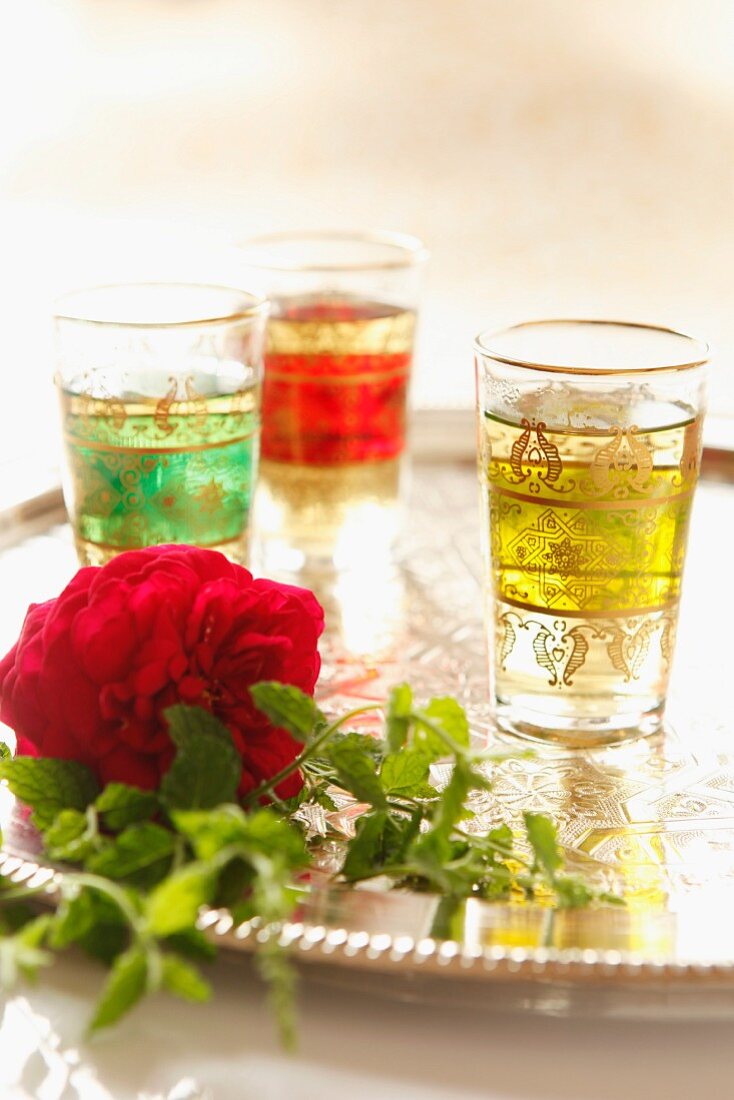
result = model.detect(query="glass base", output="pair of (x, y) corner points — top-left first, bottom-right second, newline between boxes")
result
(255, 457), (403, 574)
(253, 534), (398, 578)
(494, 695), (665, 749)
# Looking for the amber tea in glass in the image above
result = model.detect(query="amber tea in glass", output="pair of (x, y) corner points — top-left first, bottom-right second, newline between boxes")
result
(239, 231), (428, 571)
(475, 321), (708, 747)
(54, 284), (268, 566)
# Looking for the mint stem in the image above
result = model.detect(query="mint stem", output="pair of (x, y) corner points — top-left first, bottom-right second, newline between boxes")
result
(0, 881), (55, 904)
(69, 873), (144, 935)
(411, 709), (469, 758)
(243, 705), (379, 807)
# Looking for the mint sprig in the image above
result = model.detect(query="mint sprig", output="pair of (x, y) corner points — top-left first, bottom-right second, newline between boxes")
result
(0, 756), (99, 830)
(160, 706), (241, 810)
(0, 683), (623, 1043)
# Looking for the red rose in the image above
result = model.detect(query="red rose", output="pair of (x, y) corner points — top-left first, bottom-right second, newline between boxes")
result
(0, 546), (324, 799)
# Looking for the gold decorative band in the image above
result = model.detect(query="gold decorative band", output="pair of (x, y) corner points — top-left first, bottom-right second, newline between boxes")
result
(77, 533), (247, 553)
(261, 451), (404, 469)
(488, 483), (694, 511)
(266, 311), (416, 356)
(63, 431), (258, 455)
(495, 592), (680, 620)
(264, 368), (410, 385)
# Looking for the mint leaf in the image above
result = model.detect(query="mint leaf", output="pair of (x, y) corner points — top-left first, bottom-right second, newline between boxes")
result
(553, 875), (594, 909)
(173, 806), (306, 873)
(44, 809), (98, 862)
(52, 887), (103, 949)
(430, 758), (473, 837)
(409, 758), (473, 876)
(172, 805), (251, 860)
(386, 683), (412, 751)
(161, 953), (211, 1003)
(250, 682), (323, 743)
(236, 808), (308, 867)
(326, 735), (387, 808)
(311, 728), (383, 763)
(0, 898), (36, 935)
(487, 822), (514, 852)
(342, 812), (388, 880)
(380, 749), (430, 795)
(257, 939), (297, 1051)
(163, 928), (217, 962)
(429, 894), (465, 941)
(95, 784), (157, 831)
(85, 822), (176, 888)
(0, 742), (11, 760)
(89, 946), (148, 1032)
(214, 856), (252, 909)
(598, 891), (626, 907)
(50, 884), (128, 963)
(145, 862), (215, 936)
(422, 698), (470, 750)
(160, 706), (240, 811)
(524, 812), (562, 878)
(315, 791), (339, 812)
(0, 914), (52, 988)
(0, 756), (99, 829)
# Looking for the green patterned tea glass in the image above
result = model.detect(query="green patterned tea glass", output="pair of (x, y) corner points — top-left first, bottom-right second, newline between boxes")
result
(476, 320), (708, 747)
(54, 283), (268, 566)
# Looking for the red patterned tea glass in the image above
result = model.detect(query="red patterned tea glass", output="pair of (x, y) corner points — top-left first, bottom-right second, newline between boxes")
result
(240, 231), (428, 571)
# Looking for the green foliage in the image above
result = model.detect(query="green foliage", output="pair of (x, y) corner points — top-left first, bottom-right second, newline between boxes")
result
(250, 682), (324, 742)
(0, 756), (99, 829)
(341, 811), (389, 880)
(44, 809), (100, 863)
(421, 697), (470, 749)
(95, 784), (158, 831)
(524, 811), (563, 878)
(85, 822), (177, 888)
(88, 946), (149, 1032)
(385, 683), (412, 751)
(145, 862), (215, 936)
(161, 953), (211, 1002)
(325, 734), (387, 808)
(0, 914), (53, 988)
(160, 706), (241, 810)
(0, 685), (622, 1045)
(379, 749), (430, 796)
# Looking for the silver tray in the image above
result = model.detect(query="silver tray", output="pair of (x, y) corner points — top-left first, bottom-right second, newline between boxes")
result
(1, 430), (734, 1019)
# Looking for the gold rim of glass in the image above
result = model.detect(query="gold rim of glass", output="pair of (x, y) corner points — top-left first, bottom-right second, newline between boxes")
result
(54, 282), (269, 330)
(239, 229), (430, 272)
(474, 319), (710, 376)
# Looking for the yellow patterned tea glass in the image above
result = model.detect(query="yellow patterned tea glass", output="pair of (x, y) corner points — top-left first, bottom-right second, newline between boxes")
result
(475, 320), (708, 747)
(54, 284), (268, 566)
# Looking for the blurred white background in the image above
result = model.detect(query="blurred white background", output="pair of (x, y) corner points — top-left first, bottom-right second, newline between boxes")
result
(1, 0), (732, 477)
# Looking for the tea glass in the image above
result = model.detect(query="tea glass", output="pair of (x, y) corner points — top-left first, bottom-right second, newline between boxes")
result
(475, 319), (708, 747)
(238, 230), (428, 572)
(54, 283), (268, 566)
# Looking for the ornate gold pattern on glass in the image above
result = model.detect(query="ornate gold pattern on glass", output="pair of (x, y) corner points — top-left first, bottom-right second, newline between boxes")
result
(483, 411), (700, 623)
(60, 378), (259, 562)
